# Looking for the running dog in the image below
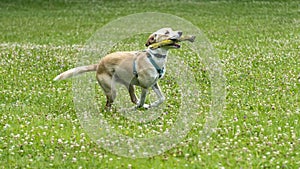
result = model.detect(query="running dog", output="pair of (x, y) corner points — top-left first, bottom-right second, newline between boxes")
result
(54, 28), (195, 109)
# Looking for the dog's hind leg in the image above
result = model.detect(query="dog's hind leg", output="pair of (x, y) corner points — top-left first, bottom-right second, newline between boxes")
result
(96, 73), (116, 108)
(150, 83), (165, 107)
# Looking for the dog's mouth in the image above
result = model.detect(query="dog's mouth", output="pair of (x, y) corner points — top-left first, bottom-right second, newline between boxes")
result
(167, 39), (181, 48)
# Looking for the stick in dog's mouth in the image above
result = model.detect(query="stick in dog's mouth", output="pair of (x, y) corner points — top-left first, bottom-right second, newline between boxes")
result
(149, 35), (195, 49)
(177, 35), (196, 42)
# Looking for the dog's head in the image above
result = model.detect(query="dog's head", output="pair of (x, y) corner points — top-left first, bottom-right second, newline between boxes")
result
(145, 28), (182, 49)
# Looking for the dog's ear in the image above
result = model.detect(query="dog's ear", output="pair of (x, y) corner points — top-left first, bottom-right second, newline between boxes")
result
(145, 34), (156, 47)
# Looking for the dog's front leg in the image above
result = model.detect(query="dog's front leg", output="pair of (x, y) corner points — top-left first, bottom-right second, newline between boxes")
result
(150, 83), (165, 107)
(128, 84), (138, 104)
(137, 88), (150, 109)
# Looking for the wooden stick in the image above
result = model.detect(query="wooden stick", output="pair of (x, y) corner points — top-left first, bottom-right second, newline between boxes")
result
(149, 35), (195, 49)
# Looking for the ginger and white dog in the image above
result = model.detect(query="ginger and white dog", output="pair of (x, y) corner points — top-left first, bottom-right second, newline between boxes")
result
(54, 28), (195, 109)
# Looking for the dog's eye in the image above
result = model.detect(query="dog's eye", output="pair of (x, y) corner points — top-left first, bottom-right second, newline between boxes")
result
(165, 31), (169, 35)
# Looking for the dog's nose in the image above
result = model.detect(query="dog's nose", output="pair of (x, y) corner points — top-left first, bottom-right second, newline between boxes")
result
(178, 31), (182, 36)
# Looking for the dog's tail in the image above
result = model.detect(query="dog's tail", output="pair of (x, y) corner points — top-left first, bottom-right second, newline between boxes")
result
(53, 64), (97, 81)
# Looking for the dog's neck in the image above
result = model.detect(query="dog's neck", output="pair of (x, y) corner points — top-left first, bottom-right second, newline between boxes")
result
(147, 47), (168, 57)
(146, 47), (168, 68)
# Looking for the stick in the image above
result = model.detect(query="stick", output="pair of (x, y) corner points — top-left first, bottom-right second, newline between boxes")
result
(149, 35), (195, 49)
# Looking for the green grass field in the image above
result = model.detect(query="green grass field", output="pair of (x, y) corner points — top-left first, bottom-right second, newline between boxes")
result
(0, 0), (299, 168)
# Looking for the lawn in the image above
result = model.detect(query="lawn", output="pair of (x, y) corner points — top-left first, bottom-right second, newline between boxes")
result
(0, 0), (299, 168)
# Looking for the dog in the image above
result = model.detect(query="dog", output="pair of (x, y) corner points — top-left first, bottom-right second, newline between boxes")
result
(54, 28), (195, 109)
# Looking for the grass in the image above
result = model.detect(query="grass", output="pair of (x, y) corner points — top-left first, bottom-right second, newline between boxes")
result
(0, 0), (299, 168)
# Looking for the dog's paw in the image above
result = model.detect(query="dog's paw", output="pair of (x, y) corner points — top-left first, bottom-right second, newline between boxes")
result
(142, 104), (150, 109)
(136, 104), (150, 110)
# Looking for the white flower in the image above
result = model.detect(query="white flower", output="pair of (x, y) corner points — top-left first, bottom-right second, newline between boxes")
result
(57, 139), (63, 144)
(4, 124), (10, 129)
